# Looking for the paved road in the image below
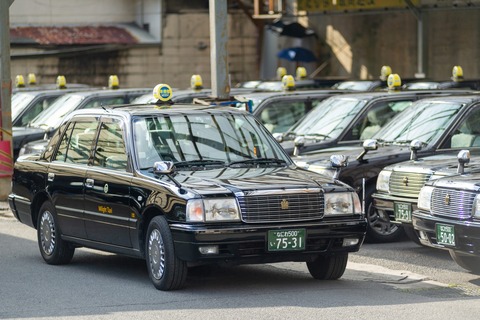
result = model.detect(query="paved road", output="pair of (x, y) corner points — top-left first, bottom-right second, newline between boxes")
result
(1, 207), (480, 320)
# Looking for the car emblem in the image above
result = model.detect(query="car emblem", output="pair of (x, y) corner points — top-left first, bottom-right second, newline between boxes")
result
(104, 183), (109, 194)
(280, 199), (289, 210)
(402, 176), (408, 186)
(445, 194), (450, 205)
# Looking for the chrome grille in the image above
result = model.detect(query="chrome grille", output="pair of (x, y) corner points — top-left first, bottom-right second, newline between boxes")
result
(238, 192), (324, 223)
(431, 188), (475, 219)
(389, 171), (431, 197)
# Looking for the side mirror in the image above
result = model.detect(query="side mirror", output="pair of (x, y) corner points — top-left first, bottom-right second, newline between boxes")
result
(410, 140), (423, 161)
(293, 136), (305, 156)
(153, 161), (175, 174)
(356, 139), (378, 161)
(457, 149), (470, 174)
(330, 154), (348, 180)
(272, 132), (284, 143)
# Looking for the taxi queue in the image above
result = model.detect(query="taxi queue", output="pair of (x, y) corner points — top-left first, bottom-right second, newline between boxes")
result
(8, 65), (480, 277)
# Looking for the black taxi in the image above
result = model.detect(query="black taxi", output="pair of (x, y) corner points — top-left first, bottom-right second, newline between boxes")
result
(8, 85), (366, 291)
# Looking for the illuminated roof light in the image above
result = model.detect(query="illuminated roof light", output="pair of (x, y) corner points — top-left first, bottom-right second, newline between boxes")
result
(380, 65), (392, 81)
(387, 73), (402, 90)
(108, 75), (120, 89)
(27, 73), (37, 85)
(452, 65), (464, 82)
(153, 83), (173, 102)
(276, 67), (287, 80)
(190, 74), (203, 90)
(296, 67), (307, 80)
(15, 75), (25, 88)
(282, 75), (296, 91)
(56, 75), (67, 89)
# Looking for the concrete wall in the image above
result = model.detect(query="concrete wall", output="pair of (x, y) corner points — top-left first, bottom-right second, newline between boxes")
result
(309, 9), (480, 80)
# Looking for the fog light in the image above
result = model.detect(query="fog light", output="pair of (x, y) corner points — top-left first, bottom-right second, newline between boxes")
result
(198, 245), (219, 255)
(419, 231), (428, 240)
(342, 238), (359, 247)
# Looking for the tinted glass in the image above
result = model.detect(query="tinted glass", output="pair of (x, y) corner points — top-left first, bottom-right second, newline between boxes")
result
(93, 120), (127, 170)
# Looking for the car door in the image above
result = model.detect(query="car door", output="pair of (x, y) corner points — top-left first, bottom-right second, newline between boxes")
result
(83, 117), (133, 247)
(47, 117), (99, 238)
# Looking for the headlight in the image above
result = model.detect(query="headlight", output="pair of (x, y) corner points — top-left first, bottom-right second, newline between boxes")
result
(376, 170), (392, 193)
(473, 194), (480, 219)
(417, 186), (434, 211)
(186, 198), (240, 222)
(324, 192), (354, 215)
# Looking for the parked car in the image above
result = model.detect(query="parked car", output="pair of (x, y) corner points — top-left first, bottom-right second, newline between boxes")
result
(413, 165), (480, 274)
(373, 150), (480, 244)
(8, 85), (367, 290)
(13, 88), (151, 159)
(275, 89), (469, 155)
(294, 94), (480, 243)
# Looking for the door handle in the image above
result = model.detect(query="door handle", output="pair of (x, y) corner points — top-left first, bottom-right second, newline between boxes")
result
(85, 178), (94, 188)
(47, 173), (55, 182)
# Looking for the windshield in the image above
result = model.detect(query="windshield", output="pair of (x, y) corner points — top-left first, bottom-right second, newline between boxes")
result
(11, 93), (35, 120)
(133, 112), (290, 170)
(30, 94), (83, 129)
(288, 96), (367, 139)
(373, 100), (463, 145)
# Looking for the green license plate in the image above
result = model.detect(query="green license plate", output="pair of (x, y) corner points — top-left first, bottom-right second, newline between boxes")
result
(436, 223), (455, 246)
(268, 229), (306, 251)
(394, 202), (412, 223)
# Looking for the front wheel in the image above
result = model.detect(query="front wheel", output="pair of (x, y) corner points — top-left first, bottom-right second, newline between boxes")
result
(37, 201), (75, 265)
(307, 253), (348, 280)
(449, 250), (480, 274)
(146, 216), (187, 290)
(403, 225), (422, 246)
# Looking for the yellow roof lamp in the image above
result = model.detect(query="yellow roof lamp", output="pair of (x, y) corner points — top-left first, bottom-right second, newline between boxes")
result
(190, 74), (203, 91)
(108, 75), (120, 89)
(27, 73), (37, 85)
(153, 83), (174, 105)
(296, 67), (308, 80)
(282, 75), (296, 91)
(379, 65), (392, 81)
(56, 75), (67, 89)
(276, 67), (287, 80)
(452, 65), (464, 82)
(387, 73), (402, 91)
(15, 75), (26, 88)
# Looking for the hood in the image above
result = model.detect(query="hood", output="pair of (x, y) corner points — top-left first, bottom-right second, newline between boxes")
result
(431, 172), (480, 192)
(145, 166), (347, 196)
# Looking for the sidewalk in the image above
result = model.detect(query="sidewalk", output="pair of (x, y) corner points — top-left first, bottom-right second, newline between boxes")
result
(0, 200), (14, 219)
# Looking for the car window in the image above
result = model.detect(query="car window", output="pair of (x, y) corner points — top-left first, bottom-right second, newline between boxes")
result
(54, 120), (98, 164)
(259, 101), (307, 133)
(93, 120), (127, 171)
(82, 97), (125, 109)
(442, 106), (480, 149)
(15, 96), (59, 127)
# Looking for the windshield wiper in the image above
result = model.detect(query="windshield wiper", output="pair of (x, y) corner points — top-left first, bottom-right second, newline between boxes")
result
(228, 158), (287, 167)
(302, 133), (331, 140)
(174, 160), (226, 168)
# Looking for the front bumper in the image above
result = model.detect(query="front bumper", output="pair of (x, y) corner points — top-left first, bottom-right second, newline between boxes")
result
(373, 193), (418, 226)
(170, 217), (367, 264)
(413, 210), (480, 256)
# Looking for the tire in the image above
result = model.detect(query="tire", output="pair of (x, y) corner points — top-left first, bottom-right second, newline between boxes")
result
(449, 250), (480, 274)
(307, 253), (348, 280)
(145, 216), (187, 291)
(403, 225), (422, 246)
(364, 186), (405, 243)
(37, 201), (75, 265)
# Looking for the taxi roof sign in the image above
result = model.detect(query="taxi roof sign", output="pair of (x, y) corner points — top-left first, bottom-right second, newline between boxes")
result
(108, 75), (119, 89)
(380, 65), (392, 81)
(296, 67), (307, 79)
(27, 73), (37, 85)
(153, 83), (173, 102)
(452, 65), (464, 81)
(15, 75), (25, 88)
(276, 67), (287, 80)
(56, 75), (67, 89)
(191, 74), (203, 90)
(282, 75), (296, 91)
(387, 73), (401, 90)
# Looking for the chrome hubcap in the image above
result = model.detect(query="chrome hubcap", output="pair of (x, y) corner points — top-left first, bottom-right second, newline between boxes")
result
(148, 229), (165, 280)
(39, 211), (56, 255)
